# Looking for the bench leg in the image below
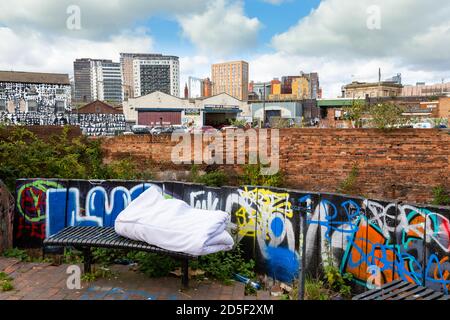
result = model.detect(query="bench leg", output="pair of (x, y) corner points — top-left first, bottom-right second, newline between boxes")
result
(181, 259), (189, 289)
(83, 247), (92, 274)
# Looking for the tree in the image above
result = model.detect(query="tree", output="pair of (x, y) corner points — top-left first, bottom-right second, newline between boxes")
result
(369, 103), (407, 130)
(343, 101), (368, 128)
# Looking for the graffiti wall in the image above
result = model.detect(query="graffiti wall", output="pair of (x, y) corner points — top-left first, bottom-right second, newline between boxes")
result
(14, 179), (450, 294)
(1, 112), (126, 136)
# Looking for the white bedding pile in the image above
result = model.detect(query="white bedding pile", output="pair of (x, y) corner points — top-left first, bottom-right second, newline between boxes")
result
(114, 187), (234, 256)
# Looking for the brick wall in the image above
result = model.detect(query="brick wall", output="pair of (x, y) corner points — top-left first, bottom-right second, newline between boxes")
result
(101, 129), (450, 203)
(0, 126), (82, 141)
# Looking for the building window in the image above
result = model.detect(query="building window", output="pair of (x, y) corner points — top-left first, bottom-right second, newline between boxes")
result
(55, 100), (65, 113)
(0, 99), (6, 112)
(27, 100), (38, 112)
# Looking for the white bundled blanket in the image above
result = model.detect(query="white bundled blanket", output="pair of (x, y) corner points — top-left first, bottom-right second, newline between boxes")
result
(114, 187), (234, 256)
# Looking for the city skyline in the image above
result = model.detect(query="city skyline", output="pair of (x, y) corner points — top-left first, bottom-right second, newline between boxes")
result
(1, 0), (450, 98)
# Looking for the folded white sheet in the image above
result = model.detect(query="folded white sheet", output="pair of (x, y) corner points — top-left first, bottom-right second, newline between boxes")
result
(114, 186), (234, 256)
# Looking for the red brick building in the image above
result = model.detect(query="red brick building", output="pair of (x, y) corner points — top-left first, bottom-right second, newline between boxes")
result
(77, 100), (122, 114)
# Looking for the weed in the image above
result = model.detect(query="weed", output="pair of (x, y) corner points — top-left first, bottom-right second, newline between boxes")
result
(239, 164), (284, 187)
(432, 185), (450, 206)
(192, 245), (255, 282)
(0, 272), (14, 292)
(337, 165), (359, 195)
(3, 248), (29, 261)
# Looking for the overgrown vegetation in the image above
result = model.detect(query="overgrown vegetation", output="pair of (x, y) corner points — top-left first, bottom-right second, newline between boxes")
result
(81, 267), (116, 282)
(0, 272), (14, 292)
(2, 248), (51, 263)
(369, 103), (407, 130)
(189, 165), (229, 187)
(228, 118), (248, 128)
(0, 126), (152, 191)
(192, 245), (255, 283)
(343, 101), (367, 128)
(288, 261), (353, 300)
(337, 165), (360, 195)
(432, 185), (450, 206)
(63, 244), (256, 285)
(343, 102), (409, 129)
(239, 164), (284, 187)
(323, 262), (353, 298)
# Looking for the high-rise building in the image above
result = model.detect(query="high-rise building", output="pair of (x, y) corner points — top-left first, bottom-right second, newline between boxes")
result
(211, 61), (249, 101)
(120, 53), (180, 99)
(73, 59), (92, 103)
(73, 58), (122, 104)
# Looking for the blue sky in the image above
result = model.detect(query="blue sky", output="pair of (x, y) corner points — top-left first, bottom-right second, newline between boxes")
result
(1, 0), (450, 97)
(145, 0), (321, 55)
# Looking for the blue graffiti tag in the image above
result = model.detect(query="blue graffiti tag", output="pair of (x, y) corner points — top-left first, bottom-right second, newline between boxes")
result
(309, 199), (360, 240)
(46, 183), (155, 237)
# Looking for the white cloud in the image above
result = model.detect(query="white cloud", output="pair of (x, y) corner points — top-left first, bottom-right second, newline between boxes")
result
(272, 0), (450, 70)
(0, 27), (153, 75)
(178, 0), (261, 56)
(179, 55), (212, 90)
(248, 52), (450, 98)
(0, 0), (209, 40)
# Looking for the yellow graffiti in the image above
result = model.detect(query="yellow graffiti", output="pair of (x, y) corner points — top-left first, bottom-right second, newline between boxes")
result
(236, 187), (293, 239)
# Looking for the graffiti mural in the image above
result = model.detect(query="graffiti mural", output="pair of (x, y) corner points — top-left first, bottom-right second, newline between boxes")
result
(0, 112), (126, 136)
(14, 179), (158, 247)
(13, 179), (450, 294)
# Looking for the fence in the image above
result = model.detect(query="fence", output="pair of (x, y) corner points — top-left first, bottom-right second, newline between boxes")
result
(0, 180), (14, 253)
(13, 178), (450, 294)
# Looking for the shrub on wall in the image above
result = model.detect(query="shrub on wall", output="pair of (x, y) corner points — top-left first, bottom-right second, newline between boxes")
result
(432, 185), (450, 206)
(239, 164), (284, 187)
(0, 126), (152, 192)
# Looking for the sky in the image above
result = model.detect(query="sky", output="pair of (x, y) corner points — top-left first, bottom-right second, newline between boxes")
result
(1, 0), (450, 98)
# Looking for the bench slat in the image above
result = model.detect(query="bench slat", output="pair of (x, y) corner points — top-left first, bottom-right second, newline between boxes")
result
(44, 226), (195, 259)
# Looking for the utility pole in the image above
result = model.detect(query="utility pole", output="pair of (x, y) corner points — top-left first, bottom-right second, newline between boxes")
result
(262, 82), (266, 128)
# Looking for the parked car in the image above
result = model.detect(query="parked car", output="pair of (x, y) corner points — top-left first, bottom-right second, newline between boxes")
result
(172, 125), (189, 133)
(150, 126), (165, 135)
(131, 125), (151, 134)
(413, 122), (432, 129)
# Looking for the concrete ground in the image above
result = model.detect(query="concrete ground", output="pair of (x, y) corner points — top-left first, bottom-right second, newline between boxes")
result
(0, 257), (279, 300)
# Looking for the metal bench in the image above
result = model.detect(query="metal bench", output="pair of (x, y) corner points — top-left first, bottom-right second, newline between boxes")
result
(43, 226), (196, 288)
(352, 279), (450, 300)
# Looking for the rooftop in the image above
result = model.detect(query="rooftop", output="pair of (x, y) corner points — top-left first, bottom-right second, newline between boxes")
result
(0, 71), (70, 85)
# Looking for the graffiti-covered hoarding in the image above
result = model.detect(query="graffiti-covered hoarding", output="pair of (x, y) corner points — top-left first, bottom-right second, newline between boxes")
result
(14, 179), (450, 294)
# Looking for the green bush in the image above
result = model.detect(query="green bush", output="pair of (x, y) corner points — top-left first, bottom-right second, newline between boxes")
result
(0, 126), (155, 192)
(189, 165), (229, 187)
(126, 251), (179, 278)
(192, 245), (255, 282)
(3, 248), (29, 261)
(239, 164), (284, 187)
(337, 165), (359, 195)
(432, 186), (450, 206)
(323, 261), (353, 299)
(0, 272), (14, 292)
